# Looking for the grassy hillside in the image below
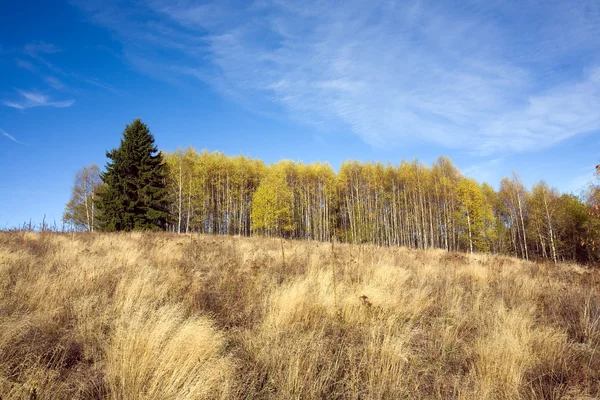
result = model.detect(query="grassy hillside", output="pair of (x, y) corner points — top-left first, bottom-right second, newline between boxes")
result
(1, 232), (599, 399)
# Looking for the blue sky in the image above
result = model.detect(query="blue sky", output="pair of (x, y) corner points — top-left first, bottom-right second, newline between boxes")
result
(1, 0), (599, 229)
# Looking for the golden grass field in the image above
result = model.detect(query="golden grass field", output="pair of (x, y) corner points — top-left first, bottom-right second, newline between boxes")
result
(1, 231), (599, 399)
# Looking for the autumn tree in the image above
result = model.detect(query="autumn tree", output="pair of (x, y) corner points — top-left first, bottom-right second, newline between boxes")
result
(498, 175), (529, 260)
(456, 178), (492, 253)
(300, 162), (336, 241)
(528, 182), (559, 263)
(589, 164), (600, 218)
(63, 164), (102, 231)
(164, 147), (197, 234)
(155, 148), (598, 263)
(480, 183), (508, 254)
(251, 164), (294, 237)
(582, 164), (600, 260)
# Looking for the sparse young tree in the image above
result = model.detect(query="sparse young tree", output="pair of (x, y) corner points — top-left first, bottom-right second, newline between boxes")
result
(63, 164), (102, 231)
(529, 182), (559, 263)
(457, 179), (483, 253)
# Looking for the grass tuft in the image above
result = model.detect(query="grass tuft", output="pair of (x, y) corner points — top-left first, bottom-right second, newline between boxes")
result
(0, 232), (599, 399)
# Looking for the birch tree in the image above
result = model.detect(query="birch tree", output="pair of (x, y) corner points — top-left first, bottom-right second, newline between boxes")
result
(63, 164), (102, 232)
(251, 164), (294, 237)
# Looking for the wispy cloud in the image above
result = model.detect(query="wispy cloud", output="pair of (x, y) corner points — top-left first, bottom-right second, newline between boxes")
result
(24, 41), (61, 56)
(566, 166), (599, 195)
(44, 76), (66, 90)
(16, 40), (119, 94)
(3, 90), (75, 110)
(462, 154), (508, 182)
(0, 129), (26, 145)
(19, 40), (68, 77)
(21, 42), (66, 76)
(15, 58), (37, 72)
(74, 0), (600, 154)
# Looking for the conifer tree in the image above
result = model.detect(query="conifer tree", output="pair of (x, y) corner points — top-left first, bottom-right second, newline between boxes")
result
(97, 118), (169, 231)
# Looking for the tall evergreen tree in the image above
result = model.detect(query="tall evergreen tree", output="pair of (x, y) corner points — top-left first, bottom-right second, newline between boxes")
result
(97, 118), (169, 231)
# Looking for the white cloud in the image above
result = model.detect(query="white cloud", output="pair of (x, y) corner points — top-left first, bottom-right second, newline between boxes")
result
(461, 155), (508, 183)
(74, 0), (600, 154)
(13, 40), (71, 81)
(480, 68), (600, 153)
(16, 58), (36, 72)
(3, 90), (74, 110)
(16, 40), (118, 95)
(44, 76), (65, 90)
(0, 129), (25, 145)
(566, 168), (598, 195)
(24, 41), (61, 56)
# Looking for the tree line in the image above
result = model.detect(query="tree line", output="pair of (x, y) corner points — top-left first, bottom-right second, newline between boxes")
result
(64, 119), (600, 264)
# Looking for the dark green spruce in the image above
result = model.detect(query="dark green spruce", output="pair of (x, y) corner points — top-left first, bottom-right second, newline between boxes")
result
(97, 118), (169, 231)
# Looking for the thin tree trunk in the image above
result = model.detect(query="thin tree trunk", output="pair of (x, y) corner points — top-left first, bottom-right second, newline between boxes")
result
(544, 193), (558, 264)
(186, 176), (191, 234)
(91, 194), (94, 232)
(178, 160), (182, 234)
(516, 190), (528, 261)
(84, 180), (91, 232)
(466, 209), (473, 254)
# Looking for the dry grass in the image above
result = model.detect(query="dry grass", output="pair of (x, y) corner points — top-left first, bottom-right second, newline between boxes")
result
(0, 232), (599, 399)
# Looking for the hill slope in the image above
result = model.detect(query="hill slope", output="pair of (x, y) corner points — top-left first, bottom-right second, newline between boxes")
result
(1, 232), (599, 399)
